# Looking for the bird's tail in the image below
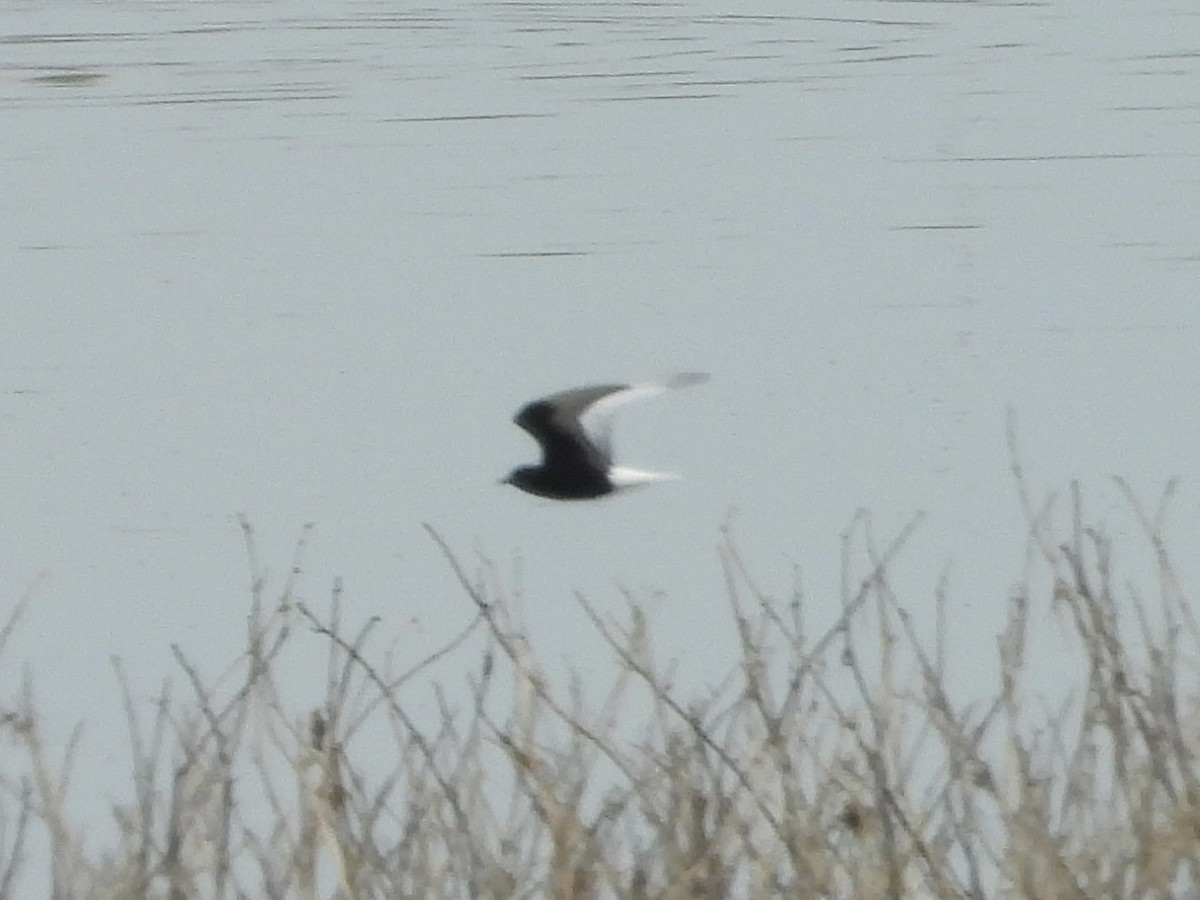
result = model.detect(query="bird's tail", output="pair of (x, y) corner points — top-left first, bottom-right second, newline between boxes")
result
(607, 466), (682, 489)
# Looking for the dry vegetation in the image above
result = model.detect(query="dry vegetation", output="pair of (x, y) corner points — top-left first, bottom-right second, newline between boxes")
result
(1, 465), (1198, 899)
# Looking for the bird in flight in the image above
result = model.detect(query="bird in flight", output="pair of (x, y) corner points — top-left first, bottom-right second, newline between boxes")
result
(503, 372), (709, 500)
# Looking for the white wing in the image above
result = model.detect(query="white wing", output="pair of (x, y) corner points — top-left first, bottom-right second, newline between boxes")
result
(578, 372), (709, 459)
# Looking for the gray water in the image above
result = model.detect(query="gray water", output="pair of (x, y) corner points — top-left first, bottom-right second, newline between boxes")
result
(3, 0), (1199, 859)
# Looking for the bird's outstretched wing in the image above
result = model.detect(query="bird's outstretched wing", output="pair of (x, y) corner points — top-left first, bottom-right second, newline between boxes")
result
(579, 372), (709, 459)
(514, 373), (709, 472)
(514, 383), (626, 474)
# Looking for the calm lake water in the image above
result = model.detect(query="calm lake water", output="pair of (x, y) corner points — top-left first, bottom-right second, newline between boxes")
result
(2, 0), (1199, 859)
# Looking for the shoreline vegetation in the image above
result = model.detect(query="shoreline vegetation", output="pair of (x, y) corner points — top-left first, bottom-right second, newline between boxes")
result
(1, 467), (1196, 898)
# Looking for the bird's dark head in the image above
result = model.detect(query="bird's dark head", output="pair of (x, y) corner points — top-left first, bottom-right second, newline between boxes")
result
(501, 466), (538, 492)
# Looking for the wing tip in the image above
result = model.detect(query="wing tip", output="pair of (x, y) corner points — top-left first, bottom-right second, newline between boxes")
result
(666, 371), (710, 390)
